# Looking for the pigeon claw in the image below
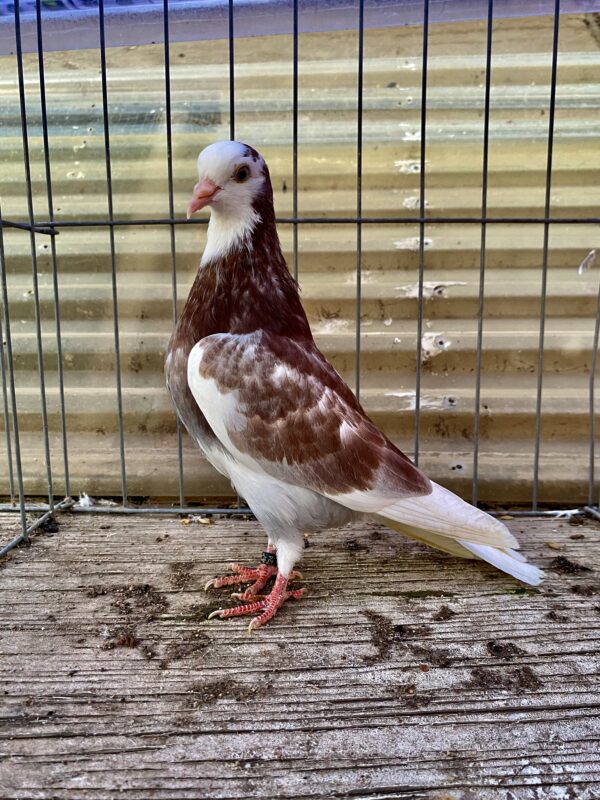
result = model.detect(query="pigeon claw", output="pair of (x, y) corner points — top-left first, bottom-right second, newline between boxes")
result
(204, 558), (303, 600)
(207, 573), (306, 631)
(247, 587), (306, 632)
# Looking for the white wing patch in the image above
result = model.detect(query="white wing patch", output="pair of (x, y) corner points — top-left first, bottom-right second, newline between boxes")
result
(188, 341), (240, 444)
(271, 363), (300, 386)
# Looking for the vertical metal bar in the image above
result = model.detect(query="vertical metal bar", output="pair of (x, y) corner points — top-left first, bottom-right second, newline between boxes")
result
(0, 204), (26, 534)
(588, 278), (600, 506)
(355, 0), (364, 402)
(163, 0), (185, 508)
(228, 0), (235, 140)
(292, 0), (299, 282)
(413, 0), (429, 466)
(35, 0), (70, 499)
(0, 312), (15, 503)
(532, 0), (560, 510)
(228, 0), (241, 509)
(98, 0), (128, 505)
(472, 0), (494, 507)
(14, 1), (54, 510)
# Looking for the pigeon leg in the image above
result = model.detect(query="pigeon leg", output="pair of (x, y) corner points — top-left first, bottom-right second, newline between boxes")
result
(208, 572), (305, 631)
(204, 544), (302, 601)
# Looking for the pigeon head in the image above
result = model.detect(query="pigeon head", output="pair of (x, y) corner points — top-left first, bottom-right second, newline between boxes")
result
(187, 140), (270, 216)
(187, 140), (275, 265)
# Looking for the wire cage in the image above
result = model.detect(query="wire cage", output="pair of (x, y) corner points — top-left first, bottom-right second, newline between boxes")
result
(1, 0), (600, 557)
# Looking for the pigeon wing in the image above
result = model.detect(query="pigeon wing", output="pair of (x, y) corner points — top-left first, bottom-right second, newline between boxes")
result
(187, 331), (431, 509)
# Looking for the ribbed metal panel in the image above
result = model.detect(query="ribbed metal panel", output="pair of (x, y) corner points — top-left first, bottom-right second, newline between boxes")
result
(1, 13), (599, 508)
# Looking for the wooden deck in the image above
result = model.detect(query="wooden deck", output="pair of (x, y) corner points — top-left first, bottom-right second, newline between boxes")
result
(1, 511), (599, 799)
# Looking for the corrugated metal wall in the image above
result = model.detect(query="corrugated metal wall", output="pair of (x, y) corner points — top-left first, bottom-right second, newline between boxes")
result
(1, 13), (599, 505)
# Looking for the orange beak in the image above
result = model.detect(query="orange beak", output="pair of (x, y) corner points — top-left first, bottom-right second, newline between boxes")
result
(187, 177), (220, 218)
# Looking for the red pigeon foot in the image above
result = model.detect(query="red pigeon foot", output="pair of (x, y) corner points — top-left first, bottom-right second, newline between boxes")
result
(204, 547), (302, 600)
(204, 561), (277, 597)
(208, 573), (306, 631)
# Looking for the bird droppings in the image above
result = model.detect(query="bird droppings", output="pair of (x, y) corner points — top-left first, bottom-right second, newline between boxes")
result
(570, 583), (598, 596)
(361, 610), (396, 663)
(421, 332), (452, 363)
(312, 317), (349, 335)
(87, 583), (169, 621)
(393, 623), (432, 639)
(394, 158), (424, 173)
(402, 195), (429, 210)
(186, 600), (229, 620)
(395, 280), (466, 300)
(409, 644), (453, 668)
(550, 556), (592, 574)
(546, 609), (570, 623)
(342, 537), (369, 553)
(577, 248), (596, 275)
(433, 604), (456, 621)
(161, 630), (211, 667)
(392, 683), (431, 709)
(384, 391), (445, 411)
(185, 679), (266, 708)
(393, 236), (432, 251)
(465, 666), (542, 693)
(168, 561), (196, 590)
(486, 640), (526, 660)
(101, 625), (139, 651)
(39, 515), (60, 534)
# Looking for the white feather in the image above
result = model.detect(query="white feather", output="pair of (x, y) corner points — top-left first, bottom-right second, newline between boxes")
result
(460, 542), (544, 586)
(375, 480), (518, 549)
(201, 204), (260, 266)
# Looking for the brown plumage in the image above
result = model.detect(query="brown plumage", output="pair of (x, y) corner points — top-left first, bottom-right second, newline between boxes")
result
(165, 140), (543, 631)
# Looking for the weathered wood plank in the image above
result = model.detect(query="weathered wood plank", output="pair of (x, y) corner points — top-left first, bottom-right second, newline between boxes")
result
(1, 512), (599, 799)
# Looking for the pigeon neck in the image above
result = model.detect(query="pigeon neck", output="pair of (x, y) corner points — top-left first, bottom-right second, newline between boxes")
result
(200, 204), (260, 268)
(178, 200), (312, 345)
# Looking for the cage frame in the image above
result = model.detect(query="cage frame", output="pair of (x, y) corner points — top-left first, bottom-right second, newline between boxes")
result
(1, 0), (600, 558)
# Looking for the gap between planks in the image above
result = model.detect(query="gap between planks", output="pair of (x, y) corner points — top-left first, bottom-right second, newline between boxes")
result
(0, 512), (599, 800)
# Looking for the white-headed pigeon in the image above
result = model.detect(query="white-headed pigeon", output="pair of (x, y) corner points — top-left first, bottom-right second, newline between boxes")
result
(165, 140), (543, 630)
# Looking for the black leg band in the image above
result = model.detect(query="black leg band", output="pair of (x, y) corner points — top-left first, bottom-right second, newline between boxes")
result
(261, 550), (277, 567)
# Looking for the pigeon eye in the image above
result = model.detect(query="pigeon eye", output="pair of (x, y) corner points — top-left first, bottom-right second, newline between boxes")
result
(234, 165), (250, 183)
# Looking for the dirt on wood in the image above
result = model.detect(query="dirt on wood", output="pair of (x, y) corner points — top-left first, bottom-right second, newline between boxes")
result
(0, 512), (599, 799)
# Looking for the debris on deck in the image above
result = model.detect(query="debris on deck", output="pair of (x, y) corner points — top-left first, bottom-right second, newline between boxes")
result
(1, 513), (599, 798)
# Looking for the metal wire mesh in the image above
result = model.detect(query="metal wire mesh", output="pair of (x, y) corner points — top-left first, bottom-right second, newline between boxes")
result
(1, 0), (599, 556)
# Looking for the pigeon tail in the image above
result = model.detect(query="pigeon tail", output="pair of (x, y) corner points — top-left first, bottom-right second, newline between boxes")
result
(374, 480), (543, 586)
(459, 541), (544, 586)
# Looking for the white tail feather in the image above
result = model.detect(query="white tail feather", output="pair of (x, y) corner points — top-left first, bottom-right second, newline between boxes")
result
(375, 481), (543, 586)
(377, 481), (518, 549)
(378, 518), (479, 560)
(460, 542), (544, 586)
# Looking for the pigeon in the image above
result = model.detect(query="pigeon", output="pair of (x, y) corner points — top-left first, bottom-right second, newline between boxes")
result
(165, 140), (543, 631)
